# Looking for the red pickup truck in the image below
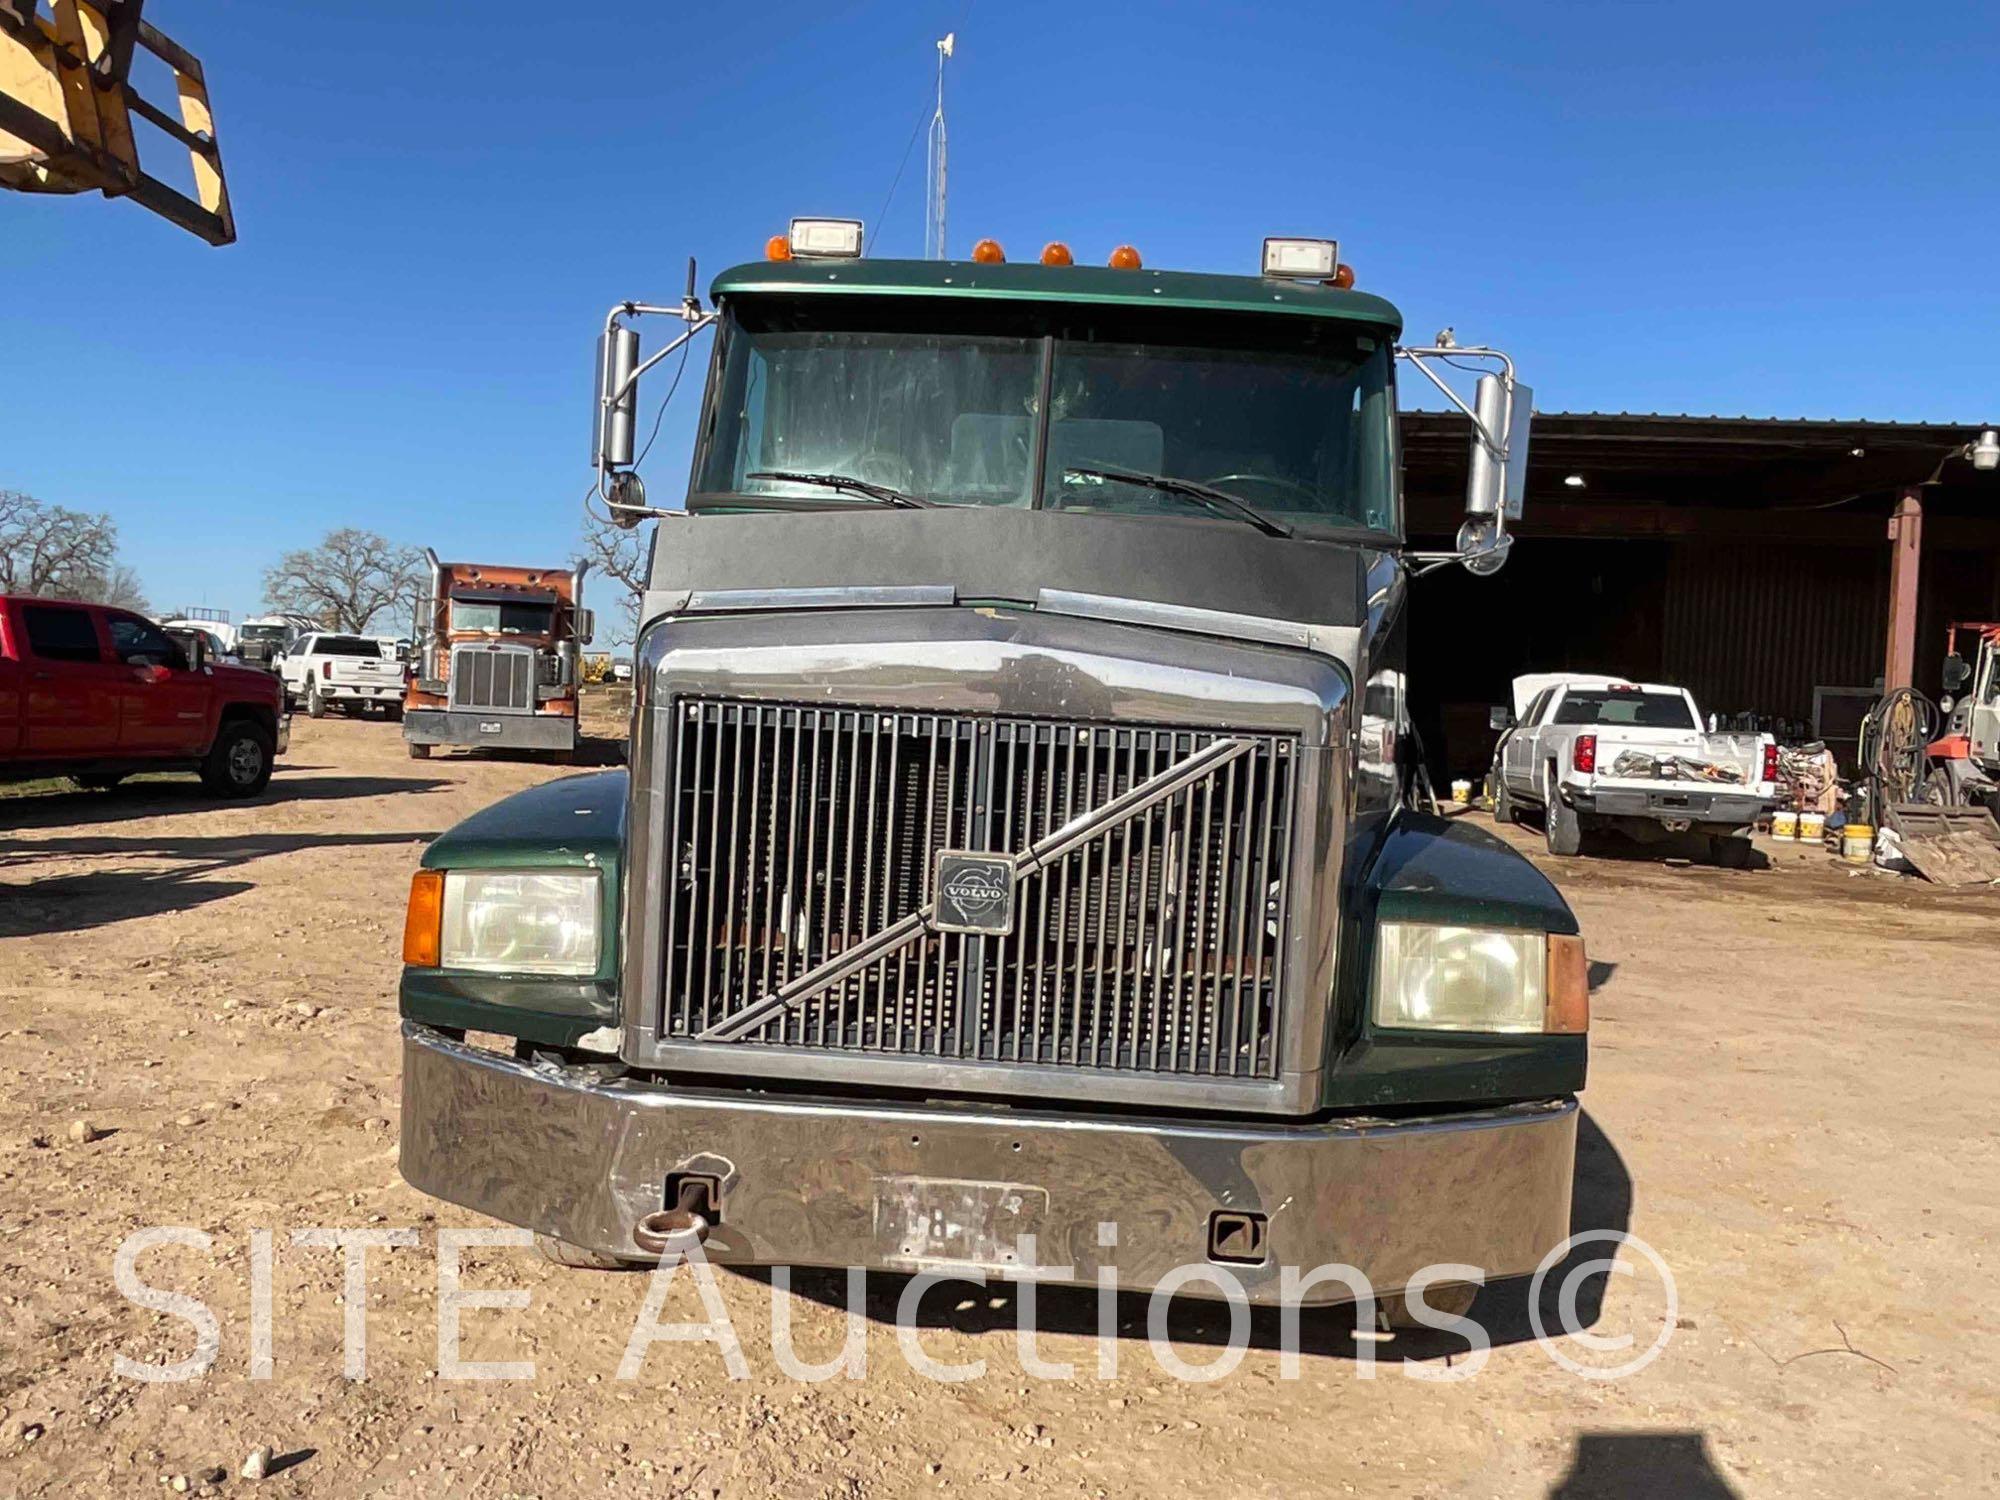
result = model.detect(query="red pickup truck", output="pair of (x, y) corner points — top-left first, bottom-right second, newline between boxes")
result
(0, 595), (288, 797)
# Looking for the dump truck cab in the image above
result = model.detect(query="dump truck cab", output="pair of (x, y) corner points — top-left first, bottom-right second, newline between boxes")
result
(400, 228), (1586, 1308)
(403, 555), (594, 760)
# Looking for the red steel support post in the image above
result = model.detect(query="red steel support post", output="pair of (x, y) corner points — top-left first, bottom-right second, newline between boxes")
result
(1883, 489), (1923, 693)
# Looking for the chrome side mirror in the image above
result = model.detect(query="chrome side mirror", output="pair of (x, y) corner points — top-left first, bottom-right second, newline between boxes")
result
(1398, 341), (1529, 577)
(1465, 373), (1532, 523)
(1488, 705), (1513, 731)
(1942, 652), (1971, 691)
(593, 326), (640, 469)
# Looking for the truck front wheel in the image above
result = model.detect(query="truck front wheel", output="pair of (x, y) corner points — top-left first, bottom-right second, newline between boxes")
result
(201, 720), (274, 798)
(1544, 769), (1583, 856)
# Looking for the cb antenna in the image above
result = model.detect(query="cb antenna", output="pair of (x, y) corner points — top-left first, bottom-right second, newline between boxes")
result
(925, 32), (954, 260)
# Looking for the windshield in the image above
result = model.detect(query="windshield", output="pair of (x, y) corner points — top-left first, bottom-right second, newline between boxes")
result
(694, 298), (1396, 532)
(1553, 691), (1697, 730)
(240, 624), (288, 642)
(452, 601), (555, 635)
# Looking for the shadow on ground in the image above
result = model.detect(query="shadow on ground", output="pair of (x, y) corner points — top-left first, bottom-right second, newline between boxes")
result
(0, 829), (435, 937)
(0, 773), (450, 831)
(755, 1109), (1631, 1368)
(1548, 1431), (1740, 1498)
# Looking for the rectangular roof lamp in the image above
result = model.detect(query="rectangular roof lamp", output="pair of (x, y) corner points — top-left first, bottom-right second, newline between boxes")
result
(789, 218), (865, 259)
(1261, 237), (1339, 279)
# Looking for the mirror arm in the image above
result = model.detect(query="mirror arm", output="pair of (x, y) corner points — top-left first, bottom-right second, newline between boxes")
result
(595, 298), (720, 520)
(1396, 345), (1516, 455)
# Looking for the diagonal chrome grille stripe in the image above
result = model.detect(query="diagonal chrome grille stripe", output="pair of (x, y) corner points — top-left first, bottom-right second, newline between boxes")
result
(696, 735), (1256, 1043)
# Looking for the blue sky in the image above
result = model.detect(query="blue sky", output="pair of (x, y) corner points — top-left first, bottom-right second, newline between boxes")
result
(3, 0), (1996, 630)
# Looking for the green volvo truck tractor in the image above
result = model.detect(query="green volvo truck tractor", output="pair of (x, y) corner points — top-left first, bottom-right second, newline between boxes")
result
(396, 222), (1588, 1313)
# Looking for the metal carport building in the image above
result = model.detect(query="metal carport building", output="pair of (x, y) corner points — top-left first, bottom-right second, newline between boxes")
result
(1400, 412), (2000, 779)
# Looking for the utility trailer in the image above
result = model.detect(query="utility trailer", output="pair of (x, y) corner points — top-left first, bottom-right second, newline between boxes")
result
(402, 551), (593, 760)
(396, 224), (1589, 1318)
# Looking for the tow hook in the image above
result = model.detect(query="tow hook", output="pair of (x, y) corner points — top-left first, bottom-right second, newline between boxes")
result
(633, 1177), (715, 1259)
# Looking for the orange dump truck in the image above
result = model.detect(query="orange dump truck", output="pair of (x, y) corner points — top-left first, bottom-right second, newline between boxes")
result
(403, 551), (593, 760)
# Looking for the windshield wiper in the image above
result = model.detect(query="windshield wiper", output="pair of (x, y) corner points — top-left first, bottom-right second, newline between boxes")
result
(1060, 466), (1293, 538)
(745, 470), (935, 510)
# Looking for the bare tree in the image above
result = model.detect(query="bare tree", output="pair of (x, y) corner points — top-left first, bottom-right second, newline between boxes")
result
(0, 488), (148, 610)
(262, 528), (424, 634)
(575, 515), (650, 644)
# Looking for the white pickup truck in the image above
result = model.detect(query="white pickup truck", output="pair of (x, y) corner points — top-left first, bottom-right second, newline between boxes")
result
(1490, 674), (1778, 864)
(277, 632), (407, 720)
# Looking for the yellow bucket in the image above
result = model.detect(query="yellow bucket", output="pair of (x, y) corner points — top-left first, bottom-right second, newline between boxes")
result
(1770, 810), (1799, 840)
(1799, 811), (1827, 844)
(1842, 823), (1874, 865)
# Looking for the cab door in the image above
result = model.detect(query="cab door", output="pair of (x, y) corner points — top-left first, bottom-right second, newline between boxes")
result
(106, 613), (212, 755)
(17, 602), (122, 755)
(1505, 689), (1550, 794)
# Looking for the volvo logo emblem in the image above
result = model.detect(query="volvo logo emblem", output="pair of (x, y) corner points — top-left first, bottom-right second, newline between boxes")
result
(933, 851), (1016, 935)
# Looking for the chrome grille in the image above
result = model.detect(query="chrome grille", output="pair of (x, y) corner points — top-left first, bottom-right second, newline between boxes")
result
(450, 645), (535, 713)
(662, 698), (1297, 1080)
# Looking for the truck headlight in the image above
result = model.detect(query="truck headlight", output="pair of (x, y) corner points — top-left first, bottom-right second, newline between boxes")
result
(1372, 922), (1586, 1034)
(409, 869), (602, 976)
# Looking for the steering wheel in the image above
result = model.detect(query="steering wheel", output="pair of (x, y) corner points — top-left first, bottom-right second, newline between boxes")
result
(1202, 472), (1321, 509)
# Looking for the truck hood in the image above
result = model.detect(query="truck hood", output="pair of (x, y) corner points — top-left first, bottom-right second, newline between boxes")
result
(422, 770), (628, 870)
(209, 663), (284, 699)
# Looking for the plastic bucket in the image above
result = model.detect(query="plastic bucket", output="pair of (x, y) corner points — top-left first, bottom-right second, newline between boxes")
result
(1451, 779), (1472, 804)
(1770, 810), (1799, 840)
(1841, 823), (1874, 865)
(1799, 811), (1827, 843)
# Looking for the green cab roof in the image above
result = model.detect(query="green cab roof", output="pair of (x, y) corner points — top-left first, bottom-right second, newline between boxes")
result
(709, 257), (1403, 335)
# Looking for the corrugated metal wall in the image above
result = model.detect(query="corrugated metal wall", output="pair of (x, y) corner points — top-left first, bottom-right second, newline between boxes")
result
(1661, 543), (1887, 721)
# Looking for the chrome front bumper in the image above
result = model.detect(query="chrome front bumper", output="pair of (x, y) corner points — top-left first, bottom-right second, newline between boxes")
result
(404, 708), (577, 751)
(399, 1022), (1576, 1304)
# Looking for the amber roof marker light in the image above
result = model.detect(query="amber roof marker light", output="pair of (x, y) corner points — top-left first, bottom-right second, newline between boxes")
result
(971, 238), (1006, 264)
(1108, 244), (1143, 270)
(1040, 241), (1074, 266)
(764, 234), (793, 261)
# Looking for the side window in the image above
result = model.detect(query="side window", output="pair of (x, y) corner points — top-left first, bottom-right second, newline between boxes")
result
(22, 605), (103, 663)
(107, 615), (187, 669)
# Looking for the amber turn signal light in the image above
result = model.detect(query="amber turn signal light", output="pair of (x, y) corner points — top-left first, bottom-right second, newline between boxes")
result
(403, 869), (444, 967)
(1107, 244), (1142, 270)
(1040, 241), (1073, 266)
(971, 238), (1006, 264)
(765, 234), (793, 261)
(1545, 933), (1589, 1033)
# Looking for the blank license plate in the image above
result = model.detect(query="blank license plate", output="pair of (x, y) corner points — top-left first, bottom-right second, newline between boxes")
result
(874, 1175), (1049, 1273)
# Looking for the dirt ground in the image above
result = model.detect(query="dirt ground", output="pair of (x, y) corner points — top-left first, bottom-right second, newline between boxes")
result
(3, 708), (1998, 1498)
